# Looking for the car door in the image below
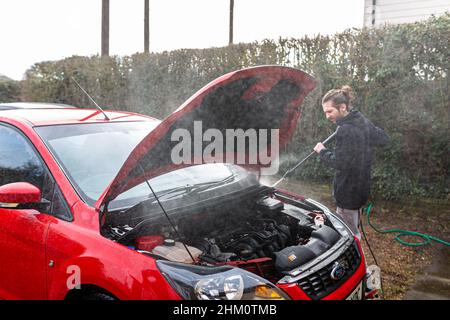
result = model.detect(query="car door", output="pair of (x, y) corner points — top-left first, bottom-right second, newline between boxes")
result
(0, 124), (60, 299)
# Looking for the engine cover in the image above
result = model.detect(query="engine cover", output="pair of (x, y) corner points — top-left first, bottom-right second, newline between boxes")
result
(274, 225), (340, 272)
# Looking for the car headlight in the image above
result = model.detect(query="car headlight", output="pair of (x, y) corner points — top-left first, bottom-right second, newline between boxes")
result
(157, 260), (290, 300)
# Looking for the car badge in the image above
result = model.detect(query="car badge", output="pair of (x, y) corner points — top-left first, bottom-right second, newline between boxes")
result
(330, 261), (346, 281)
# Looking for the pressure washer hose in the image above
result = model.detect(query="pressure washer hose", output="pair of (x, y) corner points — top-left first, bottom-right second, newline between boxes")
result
(362, 203), (450, 247)
(359, 203), (449, 299)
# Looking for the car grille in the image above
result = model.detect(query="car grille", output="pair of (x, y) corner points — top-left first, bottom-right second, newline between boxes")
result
(297, 241), (361, 300)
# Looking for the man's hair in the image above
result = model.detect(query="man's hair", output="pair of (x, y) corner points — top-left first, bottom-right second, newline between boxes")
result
(322, 85), (355, 110)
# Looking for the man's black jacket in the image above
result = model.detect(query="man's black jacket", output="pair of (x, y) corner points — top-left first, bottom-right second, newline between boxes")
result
(319, 110), (389, 209)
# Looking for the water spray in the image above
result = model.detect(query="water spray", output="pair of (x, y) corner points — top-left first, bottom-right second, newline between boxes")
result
(271, 128), (339, 188)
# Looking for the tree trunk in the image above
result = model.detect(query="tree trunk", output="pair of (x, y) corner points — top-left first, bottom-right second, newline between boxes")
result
(144, 0), (149, 53)
(229, 0), (234, 45)
(101, 0), (110, 56)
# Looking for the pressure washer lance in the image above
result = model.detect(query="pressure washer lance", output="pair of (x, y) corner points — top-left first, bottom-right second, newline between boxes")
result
(271, 128), (339, 188)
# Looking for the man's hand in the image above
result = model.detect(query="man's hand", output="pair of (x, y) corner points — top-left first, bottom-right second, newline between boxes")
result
(314, 142), (326, 154)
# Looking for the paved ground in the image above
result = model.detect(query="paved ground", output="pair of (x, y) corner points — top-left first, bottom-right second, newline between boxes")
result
(404, 246), (450, 300)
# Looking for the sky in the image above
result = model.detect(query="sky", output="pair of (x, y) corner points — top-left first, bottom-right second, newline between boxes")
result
(0, 0), (365, 80)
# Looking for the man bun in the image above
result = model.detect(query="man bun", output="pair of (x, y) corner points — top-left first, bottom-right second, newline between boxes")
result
(340, 85), (355, 106)
(322, 85), (355, 110)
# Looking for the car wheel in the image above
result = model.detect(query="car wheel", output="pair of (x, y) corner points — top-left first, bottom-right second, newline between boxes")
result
(81, 292), (116, 300)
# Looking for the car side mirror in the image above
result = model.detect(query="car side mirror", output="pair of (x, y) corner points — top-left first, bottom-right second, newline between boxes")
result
(0, 182), (49, 211)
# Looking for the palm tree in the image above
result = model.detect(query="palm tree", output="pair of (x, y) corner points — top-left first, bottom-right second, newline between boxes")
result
(101, 0), (110, 56)
(144, 0), (149, 53)
(229, 0), (234, 45)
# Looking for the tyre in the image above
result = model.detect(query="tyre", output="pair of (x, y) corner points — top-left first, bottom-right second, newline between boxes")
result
(81, 292), (116, 300)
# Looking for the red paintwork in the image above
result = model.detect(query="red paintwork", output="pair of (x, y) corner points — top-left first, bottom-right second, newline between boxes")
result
(0, 68), (365, 300)
(0, 182), (41, 203)
(0, 108), (159, 126)
(219, 257), (278, 282)
(274, 188), (306, 201)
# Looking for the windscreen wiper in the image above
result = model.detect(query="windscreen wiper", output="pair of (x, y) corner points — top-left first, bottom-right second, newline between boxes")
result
(120, 173), (237, 213)
(155, 173), (236, 200)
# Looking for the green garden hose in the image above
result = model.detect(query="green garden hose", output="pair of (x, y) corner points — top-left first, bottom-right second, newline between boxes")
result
(363, 203), (450, 247)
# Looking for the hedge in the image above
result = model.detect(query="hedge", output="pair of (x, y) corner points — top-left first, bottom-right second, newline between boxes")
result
(15, 13), (450, 200)
(0, 79), (21, 103)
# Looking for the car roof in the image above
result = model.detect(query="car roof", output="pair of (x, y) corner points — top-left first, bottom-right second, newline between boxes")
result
(0, 102), (77, 110)
(0, 102), (160, 126)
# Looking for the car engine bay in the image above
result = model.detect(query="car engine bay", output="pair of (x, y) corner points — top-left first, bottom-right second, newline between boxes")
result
(103, 190), (345, 282)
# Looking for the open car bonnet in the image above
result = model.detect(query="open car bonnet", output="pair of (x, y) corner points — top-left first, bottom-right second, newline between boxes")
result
(96, 66), (316, 209)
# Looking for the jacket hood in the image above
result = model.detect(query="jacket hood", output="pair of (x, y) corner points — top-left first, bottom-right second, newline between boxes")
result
(337, 110), (365, 127)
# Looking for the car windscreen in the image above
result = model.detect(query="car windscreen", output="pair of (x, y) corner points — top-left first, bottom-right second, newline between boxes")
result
(35, 121), (157, 206)
(108, 163), (255, 210)
(35, 122), (257, 209)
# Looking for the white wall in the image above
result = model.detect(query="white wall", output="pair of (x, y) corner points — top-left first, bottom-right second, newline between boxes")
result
(364, 0), (450, 27)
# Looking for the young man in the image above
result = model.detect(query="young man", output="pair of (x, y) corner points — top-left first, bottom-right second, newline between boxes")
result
(313, 86), (389, 240)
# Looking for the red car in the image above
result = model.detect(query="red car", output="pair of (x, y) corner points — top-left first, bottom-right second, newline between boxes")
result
(0, 66), (367, 300)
